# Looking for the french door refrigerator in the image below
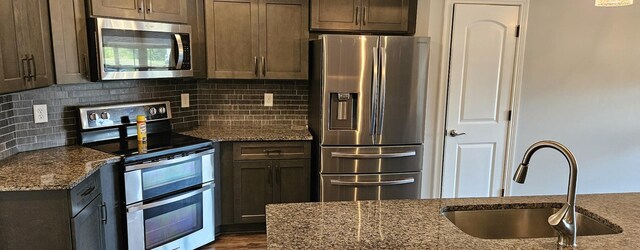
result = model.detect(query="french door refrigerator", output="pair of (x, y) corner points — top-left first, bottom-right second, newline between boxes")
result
(309, 35), (430, 201)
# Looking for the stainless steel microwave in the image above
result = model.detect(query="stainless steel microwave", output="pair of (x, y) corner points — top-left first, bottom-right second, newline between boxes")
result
(88, 18), (193, 81)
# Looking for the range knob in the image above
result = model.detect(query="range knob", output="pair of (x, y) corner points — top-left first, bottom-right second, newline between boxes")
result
(149, 107), (157, 116)
(88, 113), (98, 121)
(158, 106), (167, 114)
(100, 112), (110, 119)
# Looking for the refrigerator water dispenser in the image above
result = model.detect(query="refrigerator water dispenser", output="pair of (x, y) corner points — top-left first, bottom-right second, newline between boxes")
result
(330, 93), (357, 130)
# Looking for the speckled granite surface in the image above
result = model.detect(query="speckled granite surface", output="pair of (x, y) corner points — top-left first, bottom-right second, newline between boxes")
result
(0, 146), (120, 191)
(266, 193), (640, 249)
(181, 126), (313, 142)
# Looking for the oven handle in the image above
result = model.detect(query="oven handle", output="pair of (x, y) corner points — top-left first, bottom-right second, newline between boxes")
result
(125, 149), (214, 172)
(331, 151), (416, 159)
(330, 178), (415, 186)
(127, 183), (212, 213)
(175, 34), (184, 70)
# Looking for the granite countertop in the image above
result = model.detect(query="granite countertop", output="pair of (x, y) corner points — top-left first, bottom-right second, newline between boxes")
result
(181, 126), (313, 142)
(0, 146), (120, 191)
(266, 193), (640, 249)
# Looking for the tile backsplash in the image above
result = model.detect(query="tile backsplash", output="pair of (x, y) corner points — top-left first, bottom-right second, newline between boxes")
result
(0, 79), (309, 160)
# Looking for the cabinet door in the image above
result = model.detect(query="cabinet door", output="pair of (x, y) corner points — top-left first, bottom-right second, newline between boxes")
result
(145, 0), (188, 23)
(72, 195), (106, 250)
(233, 161), (273, 223)
(360, 0), (411, 32)
(24, 0), (54, 88)
(310, 0), (361, 31)
(187, 0), (207, 78)
(0, 0), (28, 93)
(273, 159), (310, 203)
(205, 0), (260, 79)
(49, 0), (91, 84)
(90, 0), (145, 20)
(100, 164), (122, 250)
(259, 0), (308, 79)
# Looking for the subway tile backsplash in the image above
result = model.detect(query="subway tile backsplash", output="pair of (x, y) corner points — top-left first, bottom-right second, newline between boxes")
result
(0, 79), (309, 160)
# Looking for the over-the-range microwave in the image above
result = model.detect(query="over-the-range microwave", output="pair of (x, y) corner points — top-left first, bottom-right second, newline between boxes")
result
(88, 17), (193, 81)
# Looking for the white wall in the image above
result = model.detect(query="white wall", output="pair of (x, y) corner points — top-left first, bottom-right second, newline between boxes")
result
(509, 0), (640, 195)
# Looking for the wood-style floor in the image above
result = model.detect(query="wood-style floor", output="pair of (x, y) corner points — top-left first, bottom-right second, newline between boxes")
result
(199, 233), (267, 249)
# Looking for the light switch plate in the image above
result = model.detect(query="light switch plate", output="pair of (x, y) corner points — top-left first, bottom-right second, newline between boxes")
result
(33, 104), (48, 123)
(181, 93), (190, 108)
(264, 93), (273, 107)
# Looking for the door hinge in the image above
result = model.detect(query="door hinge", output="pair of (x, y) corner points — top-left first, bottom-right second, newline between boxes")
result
(507, 110), (512, 121)
(515, 25), (521, 38)
(501, 189), (506, 197)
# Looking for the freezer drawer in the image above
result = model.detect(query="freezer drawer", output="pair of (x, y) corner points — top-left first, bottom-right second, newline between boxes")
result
(321, 172), (421, 202)
(321, 145), (423, 174)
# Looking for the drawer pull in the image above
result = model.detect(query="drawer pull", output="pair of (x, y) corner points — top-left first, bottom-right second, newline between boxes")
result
(331, 151), (416, 159)
(263, 149), (283, 156)
(330, 178), (415, 187)
(80, 186), (96, 197)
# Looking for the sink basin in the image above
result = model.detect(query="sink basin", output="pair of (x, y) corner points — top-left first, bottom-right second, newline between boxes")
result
(442, 204), (623, 239)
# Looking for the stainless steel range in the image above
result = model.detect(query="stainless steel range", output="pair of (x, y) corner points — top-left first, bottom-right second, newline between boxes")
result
(78, 101), (215, 250)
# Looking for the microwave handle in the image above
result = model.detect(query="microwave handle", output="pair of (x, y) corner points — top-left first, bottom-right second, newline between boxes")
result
(175, 34), (184, 70)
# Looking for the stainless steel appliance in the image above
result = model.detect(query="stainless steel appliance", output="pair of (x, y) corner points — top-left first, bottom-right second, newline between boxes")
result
(88, 18), (193, 81)
(309, 35), (430, 201)
(78, 102), (216, 250)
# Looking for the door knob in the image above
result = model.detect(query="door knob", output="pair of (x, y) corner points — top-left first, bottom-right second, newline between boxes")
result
(449, 130), (467, 137)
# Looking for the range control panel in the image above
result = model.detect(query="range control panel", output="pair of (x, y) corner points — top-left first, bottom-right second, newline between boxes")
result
(78, 101), (172, 130)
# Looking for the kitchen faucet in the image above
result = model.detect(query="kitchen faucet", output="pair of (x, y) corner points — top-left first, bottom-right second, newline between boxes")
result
(513, 140), (578, 247)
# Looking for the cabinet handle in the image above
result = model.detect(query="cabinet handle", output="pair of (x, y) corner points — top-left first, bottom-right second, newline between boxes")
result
(80, 186), (96, 197)
(267, 165), (272, 185)
(363, 6), (367, 25)
(29, 55), (36, 80)
(275, 165), (281, 184)
(101, 202), (108, 224)
(254, 56), (258, 76)
(82, 54), (89, 79)
(263, 149), (282, 156)
(21, 55), (29, 81)
(355, 7), (360, 25)
(146, 0), (153, 14)
(261, 56), (266, 77)
(138, 0), (144, 13)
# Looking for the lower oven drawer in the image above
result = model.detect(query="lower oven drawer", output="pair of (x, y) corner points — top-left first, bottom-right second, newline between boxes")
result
(321, 145), (423, 174)
(126, 183), (215, 250)
(320, 172), (421, 202)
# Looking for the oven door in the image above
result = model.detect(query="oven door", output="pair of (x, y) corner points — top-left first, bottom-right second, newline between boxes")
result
(95, 18), (192, 80)
(124, 149), (214, 205)
(127, 183), (214, 250)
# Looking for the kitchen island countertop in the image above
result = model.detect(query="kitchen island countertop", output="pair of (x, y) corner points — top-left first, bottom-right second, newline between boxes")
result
(0, 146), (120, 191)
(266, 193), (640, 249)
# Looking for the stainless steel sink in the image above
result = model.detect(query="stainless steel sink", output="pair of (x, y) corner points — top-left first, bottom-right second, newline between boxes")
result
(442, 205), (623, 239)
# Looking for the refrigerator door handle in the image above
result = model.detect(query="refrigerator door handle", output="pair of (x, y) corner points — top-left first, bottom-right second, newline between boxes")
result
(331, 151), (416, 159)
(377, 47), (388, 135)
(330, 178), (415, 186)
(370, 46), (380, 136)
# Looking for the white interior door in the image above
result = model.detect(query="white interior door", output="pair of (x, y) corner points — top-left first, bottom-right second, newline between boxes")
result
(441, 4), (520, 198)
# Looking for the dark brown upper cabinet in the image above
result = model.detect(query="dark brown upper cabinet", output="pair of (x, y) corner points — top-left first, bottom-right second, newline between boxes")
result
(89, 0), (189, 24)
(205, 0), (309, 80)
(311, 0), (416, 34)
(0, 0), (54, 94)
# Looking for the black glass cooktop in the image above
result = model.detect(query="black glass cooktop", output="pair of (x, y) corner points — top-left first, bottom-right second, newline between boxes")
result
(85, 132), (212, 164)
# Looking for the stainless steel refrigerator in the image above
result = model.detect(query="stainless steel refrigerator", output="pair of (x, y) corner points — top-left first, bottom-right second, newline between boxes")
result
(309, 35), (430, 202)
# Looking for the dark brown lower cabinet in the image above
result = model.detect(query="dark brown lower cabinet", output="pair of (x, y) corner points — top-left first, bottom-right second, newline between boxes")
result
(222, 141), (311, 231)
(0, 166), (120, 249)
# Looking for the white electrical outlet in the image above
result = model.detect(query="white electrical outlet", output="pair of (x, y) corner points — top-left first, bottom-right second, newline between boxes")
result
(181, 93), (190, 108)
(264, 93), (273, 107)
(33, 104), (48, 124)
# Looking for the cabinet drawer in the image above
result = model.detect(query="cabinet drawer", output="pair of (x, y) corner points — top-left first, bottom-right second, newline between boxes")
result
(70, 171), (101, 217)
(233, 142), (310, 160)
